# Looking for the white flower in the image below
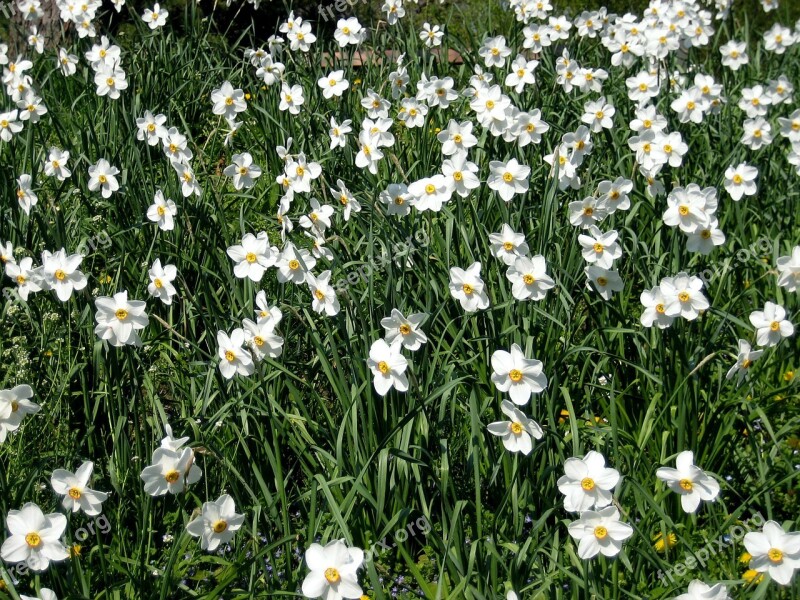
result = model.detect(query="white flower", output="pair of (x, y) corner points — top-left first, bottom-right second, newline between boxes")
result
(776, 246), (800, 292)
(640, 286), (675, 329)
(726, 339), (764, 385)
(506, 256), (555, 301)
(88, 159), (120, 198)
(242, 318), (283, 360)
(380, 309), (428, 351)
(408, 175), (452, 212)
(0, 385), (40, 444)
(5, 257), (42, 301)
(488, 159), (530, 202)
(724, 163), (758, 200)
(567, 506), (633, 559)
(744, 520), (800, 586)
(487, 400), (543, 455)
(367, 339), (409, 396)
(227, 232), (277, 282)
(749, 301), (794, 347)
(43, 147), (71, 180)
(661, 273), (709, 321)
(94, 291), (149, 347)
(279, 82), (305, 115)
(0, 503), (68, 571)
(329, 117), (352, 150)
(585, 265), (623, 300)
(307, 271), (340, 316)
(136, 110), (167, 145)
(223, 153), (262, 190)
(437, 120), (478, 156)
(51, 461), (108, 516)
(142, 3), (168, 29)
(211, 81), (247, 120)
(0, 109), (23, 141)
(557, 450), (620, 512)
(254, 290), (282, 327)
(147, 259), (178, 305)
(276, 243), (317, 285)
(449, 262), (489, 312)
(39, 248), (87, 301)
(217, 328), (254, 379)
(21, 588), (58, 600)
(490, 343), (547, 405)
(578, 226), (622, 269)
(330, 179), (361, 221)
(186, 494), (244, 552)
(301, 539), (364, 600)
(147, 190), (177, 231)
(478, 35), (511, 68)
(656, 451), (720, 513)
(420, 23), (444, 48)
(318, 70), (349, 99)
(673, 580), (731, 600)
(140, 447), (202, 496)
(94, 61), (128, 99)
(489, 224), (529, 266)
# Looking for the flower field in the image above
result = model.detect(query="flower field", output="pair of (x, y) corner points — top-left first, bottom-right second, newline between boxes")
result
(1, 0), (799, 598)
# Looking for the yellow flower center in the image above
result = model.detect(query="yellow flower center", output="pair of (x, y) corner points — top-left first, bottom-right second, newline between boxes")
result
(225, 97), (234, 106)
(68, 487), (82, 499)
(254, 336), (264, 347)
(296, 166), (305, 177)
(399, 324), (411, 335)
(453, 172), (463, 181)
(733, 174), (743, 184)
(394, 196), (404, 205)
(502, 172), (513, 183)
(593, 243), (604, 253)
(596, 276), (608, 287)
(378, 361), (390, 374)
(768, 548), (784, 563)
(324, 567), (341, 583)
(770, 321), (780, 331)
(425, 184), (436, 195)
(491, 48), (499, 56)
(164, 469), (180, 483)
(148, 123), (156, 132)
(154, 278), (163, 289)
(453, 134), (462, 143)
(510, 421), (523, 435)
(246, 252), (257, 263)
(486, 100), (495, 109)
(106, 77), (115, 87)
(678, 205), (689, 216)
(639, 83), (648, 91)
(679, 478), (693, 491)
(583, 207), (593, 216)
(678, 291), (690, 302)
(509, 369), (523, 382)
(742, 358), (752, 369)
(212, 520), (228, 533)
(157, 205), (165, 216)
(701, 229), (711, 239)
(225, 350), (236, 362)
(115, 308), (128, 320)
(16, 275), (26, 285)
(314, 289), (325, 300)
(55, 269), (66, 281)
(98, 174), (107, 184)
(686, 101), (696, 110)
(25, 532), (42, 548)
(288, 259), (300, 270)
(655, 303), (665, 314)
(594, 526), (608, 539)
(663, 144), (672, 154)
(523, 274), (535, 285)
(462, 283), (474, 295)
(581, 477), (595, 491)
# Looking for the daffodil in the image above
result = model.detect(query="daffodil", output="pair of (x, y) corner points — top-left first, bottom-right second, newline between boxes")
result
(487, 400), (543, 455)
(186, 494), (244, 552)
(51, 461), (108, 516)
(655, 451), (720, 513)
